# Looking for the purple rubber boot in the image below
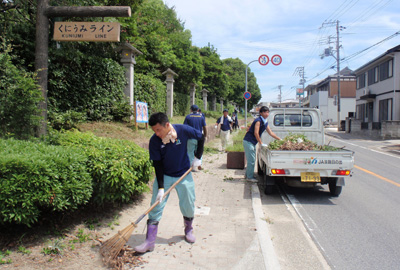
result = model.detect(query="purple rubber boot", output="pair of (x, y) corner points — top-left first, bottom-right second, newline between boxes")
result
(134, 220), (158, 253)
(184, 217), (196, 243)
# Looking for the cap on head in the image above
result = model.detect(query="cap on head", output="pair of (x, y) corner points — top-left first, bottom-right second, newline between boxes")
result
(190, 104), (199, 111)
(223, 109), (228, 112)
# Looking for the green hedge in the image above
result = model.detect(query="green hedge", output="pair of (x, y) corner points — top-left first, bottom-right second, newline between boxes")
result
(48, 130), (152, 205)
(0, 42), (43, 139)
(0, 139), (92, 227)
(134, 73), (166, 114)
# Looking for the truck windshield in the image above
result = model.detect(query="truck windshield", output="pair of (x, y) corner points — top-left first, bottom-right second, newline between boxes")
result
(273, 114), (312, 127)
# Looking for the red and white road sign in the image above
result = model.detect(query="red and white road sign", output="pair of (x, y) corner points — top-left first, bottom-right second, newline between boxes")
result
(258, 54), (269, 66)
(271, 54), (282, 66)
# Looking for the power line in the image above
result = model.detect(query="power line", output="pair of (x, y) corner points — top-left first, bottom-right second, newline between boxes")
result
(341, 30), (400, 62)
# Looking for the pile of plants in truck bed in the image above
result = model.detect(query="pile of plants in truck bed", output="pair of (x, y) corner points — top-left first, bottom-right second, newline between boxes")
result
(268, 134), (342, 151)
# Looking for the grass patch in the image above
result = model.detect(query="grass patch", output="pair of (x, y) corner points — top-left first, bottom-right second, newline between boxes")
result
(0, 250), (12, 265)
(17, 246), (31, 255)
(226, 129), (247, 152)
(42, 238), (65, 255)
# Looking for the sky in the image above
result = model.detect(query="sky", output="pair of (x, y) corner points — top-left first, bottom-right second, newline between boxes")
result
(162, 0), (400, 103)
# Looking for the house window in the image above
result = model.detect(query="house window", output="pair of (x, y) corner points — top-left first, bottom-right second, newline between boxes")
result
(356, 73), (366, 89)
(356, 104), (365, 120)
(380, 59), (393, 81)
(368, 66), (379, 85)
(379, 98), (392, 121)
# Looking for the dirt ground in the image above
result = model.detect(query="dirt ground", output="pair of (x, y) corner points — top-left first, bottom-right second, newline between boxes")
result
(0, 123), (227, 270)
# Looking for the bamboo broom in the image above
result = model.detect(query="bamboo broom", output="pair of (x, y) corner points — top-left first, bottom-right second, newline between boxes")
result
(100, 167), (193, 262)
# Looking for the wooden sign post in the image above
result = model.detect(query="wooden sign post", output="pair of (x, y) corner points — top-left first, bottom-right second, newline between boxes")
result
(35, 0), (131, 136)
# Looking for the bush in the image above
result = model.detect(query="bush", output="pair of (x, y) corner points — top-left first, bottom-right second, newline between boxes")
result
(0, 138), (92, 227)
(48, 109), (87, 131)
(174, 92), (190, 116)
(110, 98), (134, 122)
(0, 41), (43, 139)
(134, 73), (166, 114)
(48, 50), (127, 121)
(48, 130), (152, 205)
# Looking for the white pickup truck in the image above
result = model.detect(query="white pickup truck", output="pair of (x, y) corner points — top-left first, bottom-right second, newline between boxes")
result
(257, 108), (354, 197)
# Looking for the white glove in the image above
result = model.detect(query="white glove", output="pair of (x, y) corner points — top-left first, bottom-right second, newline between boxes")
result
(192, 157), (201, 168)
(262, 144), (268, 147)
(156, 188), (164, 203)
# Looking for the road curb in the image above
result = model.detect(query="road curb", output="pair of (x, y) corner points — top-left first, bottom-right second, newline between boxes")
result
(251, 184), (281, 270)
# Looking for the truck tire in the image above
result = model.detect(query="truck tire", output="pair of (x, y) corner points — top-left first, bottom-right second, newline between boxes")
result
(264, 184), (274, 195)
(263, 174), (274, 195)
(257, 160), (263, 176)
(329, 179), (342, 197)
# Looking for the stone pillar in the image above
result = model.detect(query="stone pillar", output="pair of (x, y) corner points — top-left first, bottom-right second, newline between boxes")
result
(201, 88), (209, 111)
(117, 43), (143, 119)
(212, 95), (217, 111)
(189, 83), (197, 106)
(162, 68), (178, 118)
(220, 98), (224, 111)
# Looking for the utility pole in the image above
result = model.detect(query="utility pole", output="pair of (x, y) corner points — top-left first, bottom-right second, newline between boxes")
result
(320, 20), (345, 131)
(293, 67), (305, 107)
(336, 20), (341, 131)
(277, 85), (283, 104)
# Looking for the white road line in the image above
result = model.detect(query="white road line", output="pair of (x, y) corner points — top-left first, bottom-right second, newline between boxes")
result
(326, 135), (400, 159)
(251, 184), (281, 270)
(283, 191), (336, 269)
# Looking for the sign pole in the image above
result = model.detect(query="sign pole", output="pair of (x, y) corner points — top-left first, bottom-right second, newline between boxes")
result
(244, 54), (280, 128)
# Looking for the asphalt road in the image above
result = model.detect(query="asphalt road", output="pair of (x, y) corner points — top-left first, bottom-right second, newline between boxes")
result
(278, 134), (400, 270)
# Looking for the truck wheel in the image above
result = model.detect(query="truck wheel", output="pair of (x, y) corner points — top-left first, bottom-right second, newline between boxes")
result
(257, 160), (263, 176)
(263, 174), (275, 195)
(264, 185), (274, 195)
(329, 181), (342, 197)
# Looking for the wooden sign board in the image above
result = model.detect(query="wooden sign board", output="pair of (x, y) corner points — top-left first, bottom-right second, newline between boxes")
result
(54, 22), (120, 42)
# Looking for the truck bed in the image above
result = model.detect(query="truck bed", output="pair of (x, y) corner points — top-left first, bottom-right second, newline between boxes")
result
(259, 146), (354, 177)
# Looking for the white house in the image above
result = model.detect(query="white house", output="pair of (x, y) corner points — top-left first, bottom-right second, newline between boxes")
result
(354, 44), (400, 123)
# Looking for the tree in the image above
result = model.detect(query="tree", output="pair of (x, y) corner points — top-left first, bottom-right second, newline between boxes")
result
(199, 45), (229, 100)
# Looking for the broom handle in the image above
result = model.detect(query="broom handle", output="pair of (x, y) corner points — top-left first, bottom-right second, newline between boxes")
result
(133, 167), (193, 225)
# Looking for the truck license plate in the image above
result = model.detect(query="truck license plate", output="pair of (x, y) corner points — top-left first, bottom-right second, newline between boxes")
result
(301, 172), (321, 182)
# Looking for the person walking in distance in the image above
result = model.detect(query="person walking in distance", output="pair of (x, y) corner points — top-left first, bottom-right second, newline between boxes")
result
(184, 104), (207, 171)
(215, 109), (232, 151)
(134, 112), (204, 253)
(243, 106), (281, 183)
(231, 112), (239, 130)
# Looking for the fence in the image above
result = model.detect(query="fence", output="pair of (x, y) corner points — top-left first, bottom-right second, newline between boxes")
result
(345, 118), (400, 139)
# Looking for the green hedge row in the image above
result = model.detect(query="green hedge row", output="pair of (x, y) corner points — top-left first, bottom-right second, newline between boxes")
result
(48, 130), (152, 205)
(0, 139), (92, 227)
(0, 131), (152, 227)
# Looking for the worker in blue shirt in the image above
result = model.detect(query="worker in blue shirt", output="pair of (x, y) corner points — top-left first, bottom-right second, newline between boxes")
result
(134, 112), (204, 253)
(243, 106), (281, 182)
(184, 104), (207, 171)
(215, 109), (232, 151)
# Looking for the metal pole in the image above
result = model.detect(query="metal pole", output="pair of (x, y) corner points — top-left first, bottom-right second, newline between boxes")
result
(336, 20), (341, 131)
(245, 60), (257, 127)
